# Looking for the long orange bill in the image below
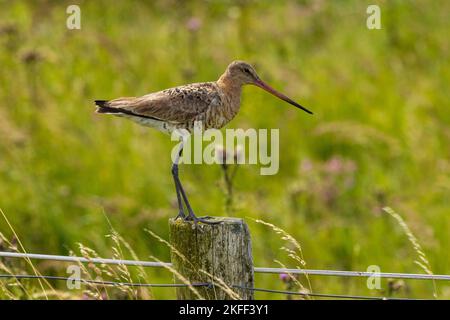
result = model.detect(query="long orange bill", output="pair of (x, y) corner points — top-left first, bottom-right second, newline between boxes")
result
(254, 79), (313, 115)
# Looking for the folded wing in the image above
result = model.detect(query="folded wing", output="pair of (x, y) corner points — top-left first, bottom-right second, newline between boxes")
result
(95, 82), (222, 123)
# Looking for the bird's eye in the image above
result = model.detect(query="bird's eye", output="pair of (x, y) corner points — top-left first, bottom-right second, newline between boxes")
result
(244, 68), (251, 74)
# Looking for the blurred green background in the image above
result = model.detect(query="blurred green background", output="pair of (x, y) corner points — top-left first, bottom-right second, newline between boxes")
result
(0, 0), (449, 299)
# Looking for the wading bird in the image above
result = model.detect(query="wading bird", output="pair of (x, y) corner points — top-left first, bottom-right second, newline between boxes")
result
(95, 61), (312, 224)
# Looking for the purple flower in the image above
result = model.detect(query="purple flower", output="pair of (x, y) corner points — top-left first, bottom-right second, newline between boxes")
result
(279, 273), (290, 283)
(300, 159), (313, 172)
(186, 17), (202, 32)
(324, 156), (343, 174)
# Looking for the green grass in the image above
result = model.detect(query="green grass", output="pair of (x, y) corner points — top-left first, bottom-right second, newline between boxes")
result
(0, 0), (449, 299)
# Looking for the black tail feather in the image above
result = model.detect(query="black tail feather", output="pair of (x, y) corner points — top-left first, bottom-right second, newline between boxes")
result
(94, 100), (120, 114)
(95, 105), (124, 114)
(94, 100), (109, 108)
(94, 103), (159, 120)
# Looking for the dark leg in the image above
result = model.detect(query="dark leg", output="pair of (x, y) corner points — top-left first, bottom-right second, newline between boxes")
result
(177, 176), (220, 225)
(171, 142), (220, 225)
(172, 143), (185, 220)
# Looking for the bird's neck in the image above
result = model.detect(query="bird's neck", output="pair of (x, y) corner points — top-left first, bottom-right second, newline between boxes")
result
(217, 73), (243, 109)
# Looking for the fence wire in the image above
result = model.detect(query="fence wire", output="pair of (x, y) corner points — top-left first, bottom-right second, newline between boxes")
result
(0, 273), (418, 300)
(232, 285), (419, 300)
(0, 274), (209, 288)
(1, 251), (449, 281)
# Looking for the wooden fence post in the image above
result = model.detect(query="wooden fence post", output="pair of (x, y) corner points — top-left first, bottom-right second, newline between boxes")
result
(169, 217), (254, 300)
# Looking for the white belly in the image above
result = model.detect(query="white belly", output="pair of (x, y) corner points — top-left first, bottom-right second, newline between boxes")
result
(120, 114), (177, 135)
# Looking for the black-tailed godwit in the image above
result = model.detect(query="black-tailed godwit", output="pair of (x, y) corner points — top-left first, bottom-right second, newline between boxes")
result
(95, 61), (312, 224)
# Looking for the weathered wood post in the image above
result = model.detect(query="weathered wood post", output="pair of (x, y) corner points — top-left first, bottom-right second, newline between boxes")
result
(169, 217), (254, 299)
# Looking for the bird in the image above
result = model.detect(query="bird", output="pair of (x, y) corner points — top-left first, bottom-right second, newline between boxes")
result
(95, 60), (312, 224)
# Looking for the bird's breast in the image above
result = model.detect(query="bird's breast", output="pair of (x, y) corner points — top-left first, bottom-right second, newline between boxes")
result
(205, 91), (241, 129)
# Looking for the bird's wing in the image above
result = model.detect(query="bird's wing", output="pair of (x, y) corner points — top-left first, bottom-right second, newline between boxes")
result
(100, 82), (222, 123)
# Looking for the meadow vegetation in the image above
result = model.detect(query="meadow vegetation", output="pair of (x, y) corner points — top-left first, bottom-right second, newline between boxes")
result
(0, 0), (448, 299)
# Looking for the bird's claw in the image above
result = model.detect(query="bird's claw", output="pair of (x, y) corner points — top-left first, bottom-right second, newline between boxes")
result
(175, 211), (186, 220)
(185, 214), (222, 225)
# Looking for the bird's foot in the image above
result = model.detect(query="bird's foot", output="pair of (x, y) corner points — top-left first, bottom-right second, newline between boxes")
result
(174, 211), (186, 220)
(185, 214), (222, 225)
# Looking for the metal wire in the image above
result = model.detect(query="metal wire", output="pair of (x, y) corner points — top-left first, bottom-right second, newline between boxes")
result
(253, 267), (450, 281)
(1, 251), (449, 281)
(232, 285), (418, 300)
(0, 251), (170, 268)
(0, 273), (416, 300)
(0, 274), (210, 288)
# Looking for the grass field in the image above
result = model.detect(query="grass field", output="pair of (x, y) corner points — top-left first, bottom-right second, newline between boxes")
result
(0, 0), (449, 299)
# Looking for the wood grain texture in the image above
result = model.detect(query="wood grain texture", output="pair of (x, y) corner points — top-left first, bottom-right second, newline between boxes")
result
(169, 217), (254, 300)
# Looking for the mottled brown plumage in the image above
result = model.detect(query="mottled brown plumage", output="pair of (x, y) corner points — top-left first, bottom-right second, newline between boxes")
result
(95, 60), (312, 225)
(95, 60), (312, 134)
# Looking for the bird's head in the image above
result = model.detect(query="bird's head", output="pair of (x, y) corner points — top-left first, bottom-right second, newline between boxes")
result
(221, 60), (313, 115)
(225, 60), (261, 85)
